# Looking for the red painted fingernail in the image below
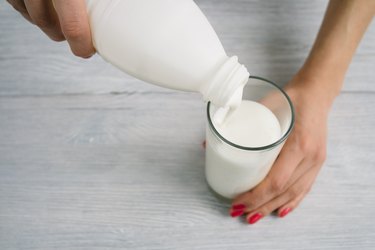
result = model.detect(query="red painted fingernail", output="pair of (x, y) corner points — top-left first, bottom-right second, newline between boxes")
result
(231, 204), (246, 210)
(230, 209), (244, 217)
(279, 208), (292, 218)
(248, 213), (263, 224)
(202, 140), (206, 149)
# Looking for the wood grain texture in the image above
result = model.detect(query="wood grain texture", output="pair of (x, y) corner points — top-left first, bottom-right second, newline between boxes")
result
(0, 0), (374, 249)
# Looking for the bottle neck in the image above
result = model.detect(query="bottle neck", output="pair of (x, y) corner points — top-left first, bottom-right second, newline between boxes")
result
(201, 56), (249, 108)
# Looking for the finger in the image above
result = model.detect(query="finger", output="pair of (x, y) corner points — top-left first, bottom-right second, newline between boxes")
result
(231, 157), (312, 216)
(52, 0), (95, 58)
(24, 0), (65, 41)
(245, 192), (293, 224)
(277, 164), (321, 218)
(244, 185), (305, 224)
(231, 143), (304, 212)
(7, 0), (33, 23)
(245, 164), (320, 224)
(277, 195), (304, 218)
(263, 141), (304, 193)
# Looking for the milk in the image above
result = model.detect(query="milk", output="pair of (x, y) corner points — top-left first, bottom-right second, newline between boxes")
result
(206, 100), (282, 199)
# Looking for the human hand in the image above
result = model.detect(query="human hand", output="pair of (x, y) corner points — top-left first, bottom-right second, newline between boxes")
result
(7, 0), (95, 58)
(230, 75), (333, 224)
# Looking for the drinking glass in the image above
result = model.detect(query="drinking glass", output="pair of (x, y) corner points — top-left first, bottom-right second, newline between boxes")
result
(205, 76), (295, 199)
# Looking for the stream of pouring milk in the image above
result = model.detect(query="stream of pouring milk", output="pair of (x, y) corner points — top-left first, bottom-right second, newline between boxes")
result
(206, 100), (282, 198)
(214, 100), (281, 147)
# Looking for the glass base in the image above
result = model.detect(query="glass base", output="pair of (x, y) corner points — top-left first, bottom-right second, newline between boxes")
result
(206, 182), (232, 204)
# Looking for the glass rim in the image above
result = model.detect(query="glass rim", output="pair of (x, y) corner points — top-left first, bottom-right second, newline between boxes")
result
(207, 75), (295, 151)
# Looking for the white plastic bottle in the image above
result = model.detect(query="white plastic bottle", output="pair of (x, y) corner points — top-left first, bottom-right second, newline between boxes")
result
(86, 0), (249, 108)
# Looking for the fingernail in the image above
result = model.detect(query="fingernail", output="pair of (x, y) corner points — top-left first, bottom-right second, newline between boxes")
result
(231, 204), (246, 210)
(202, 140), (206, 149)
(248, 213), (263, 224)
(230, 209), (244, 217)
(279, 208), (292, 218)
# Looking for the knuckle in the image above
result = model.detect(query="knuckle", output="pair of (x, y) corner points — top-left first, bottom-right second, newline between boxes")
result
(315, 149), (327, 163)
(259, 205), (272, 215)
(244, 201), (256, 210)
(73, 49), (94, 58)
(244, 198), (256, 209)
(298, 138), (327, 164)
(61, 20), (84, 40)
(241, 193), (258, 209)
(288, 186), (301, 198)
(50, 35), (65, 42)
(299, 138), (312, 154)
(33, 17), (53, 29)
(269, 178), (286, 193)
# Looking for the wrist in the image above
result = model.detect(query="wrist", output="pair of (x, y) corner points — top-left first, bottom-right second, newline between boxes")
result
(285, 70), (341, 111)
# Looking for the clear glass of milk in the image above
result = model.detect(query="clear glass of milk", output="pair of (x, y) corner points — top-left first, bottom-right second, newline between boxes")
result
(205, 76), (295, 199)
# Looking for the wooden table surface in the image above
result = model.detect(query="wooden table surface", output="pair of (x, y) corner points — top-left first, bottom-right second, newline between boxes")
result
(1, 1), (374, 249)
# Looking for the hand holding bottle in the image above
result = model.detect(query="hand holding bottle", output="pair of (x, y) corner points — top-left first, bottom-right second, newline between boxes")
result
(7, 0), (95, 58)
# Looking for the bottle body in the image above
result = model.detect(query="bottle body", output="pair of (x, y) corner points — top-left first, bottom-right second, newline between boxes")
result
(86, 0), (249, 107)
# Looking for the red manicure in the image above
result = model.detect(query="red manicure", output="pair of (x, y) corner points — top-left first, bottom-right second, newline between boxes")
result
(279, 208), (292, 218)
(231, 204), (246, 210)
(230, 209), (244, 217)
(248, 213), (263, 224)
